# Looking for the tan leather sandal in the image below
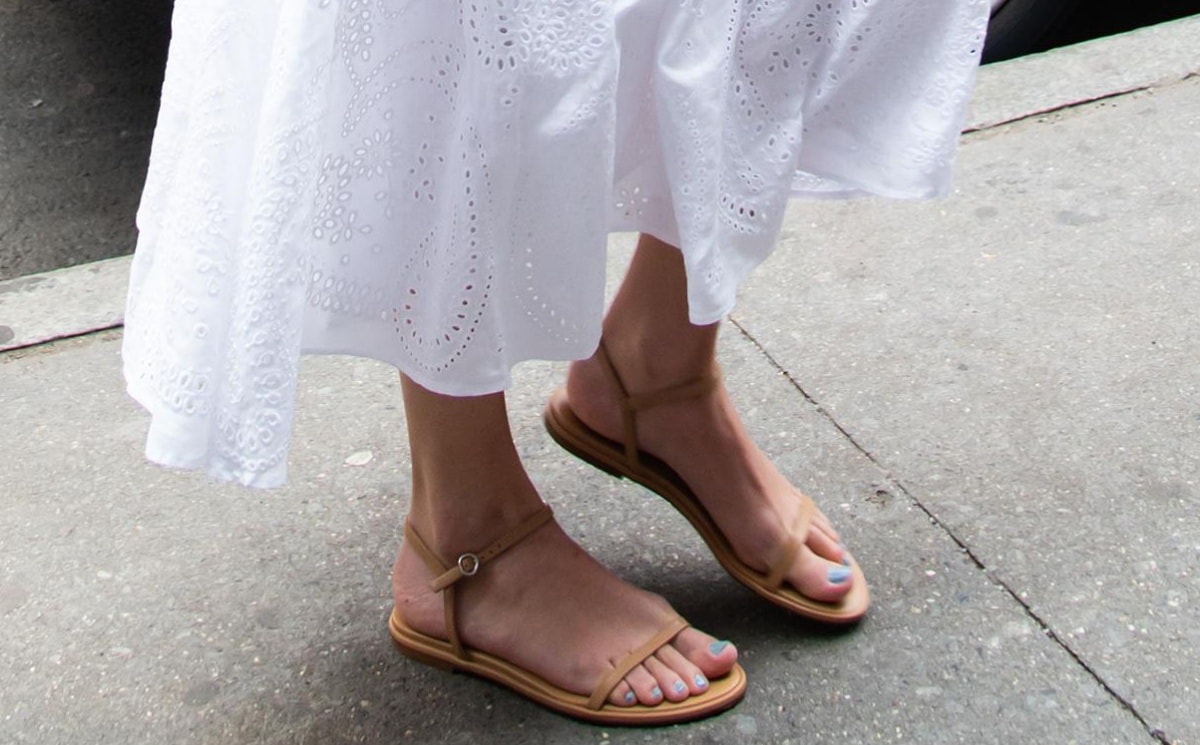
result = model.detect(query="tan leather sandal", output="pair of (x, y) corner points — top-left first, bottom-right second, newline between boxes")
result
(388, 504), (747, 725)
(543, 343), (870, 624)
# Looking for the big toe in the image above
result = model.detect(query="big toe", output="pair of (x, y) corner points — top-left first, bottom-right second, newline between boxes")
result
(671, 628), (738, 680)
(788, 544), (855, 603)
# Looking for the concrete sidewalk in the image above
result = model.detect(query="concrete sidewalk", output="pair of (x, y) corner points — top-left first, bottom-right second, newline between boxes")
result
(3, 16), (1199, 745)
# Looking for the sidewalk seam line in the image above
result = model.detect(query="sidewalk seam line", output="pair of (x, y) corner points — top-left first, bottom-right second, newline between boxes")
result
(0, 323), (125, 356)
(728, 315), (1174, 745)
(966, 70), (1197, 136)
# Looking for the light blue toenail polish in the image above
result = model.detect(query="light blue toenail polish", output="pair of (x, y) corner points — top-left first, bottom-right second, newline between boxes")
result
(651, 685), (663, 699)
(673, 680), (687, 694)
(694, 673), (709, 688)
(828, 565), (853, 584)
(709, 640), (731, 655)
(624, 690), (636, 705)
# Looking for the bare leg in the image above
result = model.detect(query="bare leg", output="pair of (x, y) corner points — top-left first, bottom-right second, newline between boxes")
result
(392, 376), (738, 707)
(565, 233), (855, 603)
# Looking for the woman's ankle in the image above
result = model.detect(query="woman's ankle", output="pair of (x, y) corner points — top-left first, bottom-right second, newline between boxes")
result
(401, 373), (547, 557)
(593, 326), (719, 395)
(407, 482), (545, 559)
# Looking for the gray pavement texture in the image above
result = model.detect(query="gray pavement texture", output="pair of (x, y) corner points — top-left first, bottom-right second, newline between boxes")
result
(3, 15), (1200, 745)
(0, 0), (170, 281)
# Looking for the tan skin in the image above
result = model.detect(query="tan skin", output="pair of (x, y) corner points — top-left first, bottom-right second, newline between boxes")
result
(393, 233), (854, 707)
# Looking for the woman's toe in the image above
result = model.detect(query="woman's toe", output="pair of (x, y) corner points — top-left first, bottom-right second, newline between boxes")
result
(672, 628), (737, 680)
(624, 664), (665, 706)
(790, 544), (855, 603)
(654, 643), (710, 695)
(644, 654), (690, 702)
(805, 520), (846, 564)
(608, 680), (638, 707)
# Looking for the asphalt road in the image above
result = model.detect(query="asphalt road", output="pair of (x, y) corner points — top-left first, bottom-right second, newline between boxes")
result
(0, 0), (1197, 281)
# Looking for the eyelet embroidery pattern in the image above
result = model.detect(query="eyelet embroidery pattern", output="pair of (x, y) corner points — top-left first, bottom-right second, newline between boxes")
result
(125, 0), (989, 486)
(608, 0), (989, 322)
(460, 0), (611, 76)
(126, 1), (335, 484)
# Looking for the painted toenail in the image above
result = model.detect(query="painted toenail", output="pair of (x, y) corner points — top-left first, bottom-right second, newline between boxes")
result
(694, 673), (709, 688)
(709, 640), (731, 655)
(623, 690), (636, 705)
(672, 680), (687, 694)
(650, 685), (663, 699)
(828, 565), (853, 584)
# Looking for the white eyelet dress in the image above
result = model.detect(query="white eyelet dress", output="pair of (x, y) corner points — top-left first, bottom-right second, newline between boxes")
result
(123, 0), (991, 487)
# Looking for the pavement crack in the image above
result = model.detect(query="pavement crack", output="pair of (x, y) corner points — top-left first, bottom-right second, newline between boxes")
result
(964, 85), (1158, 135)
(0, 323), (124, 357)
(728, 316), (1174, 745)
(964, 72), (1200, 137)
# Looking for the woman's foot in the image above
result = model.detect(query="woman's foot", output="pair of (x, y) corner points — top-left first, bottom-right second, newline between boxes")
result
(393, 503), (739, 707)
(563, 341), (856, 606)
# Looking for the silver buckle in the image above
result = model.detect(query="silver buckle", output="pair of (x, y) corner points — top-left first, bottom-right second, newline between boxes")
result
(457, 553), (480, 576)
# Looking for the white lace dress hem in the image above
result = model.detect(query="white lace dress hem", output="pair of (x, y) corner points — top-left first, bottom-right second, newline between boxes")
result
(123, 0), (990, 487)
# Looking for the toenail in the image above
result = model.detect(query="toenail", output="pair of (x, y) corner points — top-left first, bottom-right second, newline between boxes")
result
(694, 673), (709, 688)
(623, 690), (636, 705)
(709, 640), (731, 655)
(828, 565), (852, 584)
(650, 685), (663, 700)
(672, 680), (687, 695)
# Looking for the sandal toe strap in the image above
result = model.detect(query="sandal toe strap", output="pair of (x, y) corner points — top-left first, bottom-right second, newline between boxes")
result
(587, 615), (690, 711)
(764, 492), (816, 589)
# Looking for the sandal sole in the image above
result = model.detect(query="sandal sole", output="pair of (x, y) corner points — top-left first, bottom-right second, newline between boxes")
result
(389, 610), (746, 725)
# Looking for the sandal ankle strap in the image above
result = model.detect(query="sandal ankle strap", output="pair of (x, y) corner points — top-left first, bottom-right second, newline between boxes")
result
(595, 340), (720, 469)
(404, 505), (554, 591)
(403, 504), (554, 658)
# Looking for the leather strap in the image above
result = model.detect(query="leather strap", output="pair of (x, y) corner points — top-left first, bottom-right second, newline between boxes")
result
(403, 504), (554, 659)
(763, 494), (815, 589)
(594, 340), (720, 469)
(586, 615), (690, 710)
(428, 506), (554, 592)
